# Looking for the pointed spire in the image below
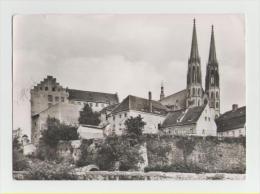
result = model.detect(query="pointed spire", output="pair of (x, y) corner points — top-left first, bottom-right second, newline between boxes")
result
(160, 81), (165, 100)
(189, 18), (200, 63)
(208, 25), (218, 64)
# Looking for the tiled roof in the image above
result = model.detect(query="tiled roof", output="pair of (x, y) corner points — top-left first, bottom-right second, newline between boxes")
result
(68, 89), (119, 104)
(160, 89), (187, 109)
(111, 95), (168, 116)
(216, 106), (246, 132)
(162, 105), (205, 128)
(100, 103), (119, 113)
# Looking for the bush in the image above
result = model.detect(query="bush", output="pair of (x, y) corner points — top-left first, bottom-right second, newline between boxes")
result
(77, 136), (144, 171)
(26, 159), (77, 180)
(13, 149), (29, 171)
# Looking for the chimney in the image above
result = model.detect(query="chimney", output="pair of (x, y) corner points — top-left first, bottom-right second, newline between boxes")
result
(232, 104), (238, 111)
(148, 91), (152, 112)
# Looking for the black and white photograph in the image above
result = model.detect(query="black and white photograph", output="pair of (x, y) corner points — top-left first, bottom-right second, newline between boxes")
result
(12, 14), (246, 180)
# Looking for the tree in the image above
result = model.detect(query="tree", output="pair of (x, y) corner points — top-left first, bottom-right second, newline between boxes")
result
(41, 117), (79, 148)
(96, 136), (144, 171)
(124, 115), (146, 137)
(78, 104), (100, 126)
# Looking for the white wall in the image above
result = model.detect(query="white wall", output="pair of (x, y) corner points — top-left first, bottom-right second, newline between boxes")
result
(217, 127), (245, 137)
(107, 110), (166, 135)
(196, 105), (217, 136)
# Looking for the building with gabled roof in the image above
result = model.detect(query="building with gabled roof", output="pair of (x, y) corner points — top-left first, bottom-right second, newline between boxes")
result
(30, 75), (119, 144)
(216, 104), (246, 137)
(105, 92), (168, 135)
(161, 103), (217, 136)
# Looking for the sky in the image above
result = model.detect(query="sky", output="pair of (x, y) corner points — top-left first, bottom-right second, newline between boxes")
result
(13, 14), (245, 137)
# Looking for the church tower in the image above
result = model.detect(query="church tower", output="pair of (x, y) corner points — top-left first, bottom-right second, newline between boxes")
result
(205, 25), (220, 117)
(186, 19), (203, 108)
(160, 82), (165, 100)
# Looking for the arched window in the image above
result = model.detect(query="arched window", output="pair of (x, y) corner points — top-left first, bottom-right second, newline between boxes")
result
(198, 100), (200, 106)
(211, 77), (214, 85)
(216, 91), (219, 98)
(216, 102), (219, 108)
(198, 88), (200, 96)
(192, 66), (195, 82)
(192, 88), (195, 96)
(211, 92), (214, 99)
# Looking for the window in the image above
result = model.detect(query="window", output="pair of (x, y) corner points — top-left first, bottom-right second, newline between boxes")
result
(52, 87), (56, 91)
(48, 95), (53, 102)
(205, 117), (207, 121)
(45, 87), (49, 91)
(96, 103), (98, 107)
(198, 100), (200, 106)
(208, 117), (210, 121)
(55, 96), (59, 102)
(198, 88), (200, 96)
(119, 114), (122, 118)
(202, 129), (205, 135)
(61, 97), (64, 102)
(216, 91), (219, 98)
(113, 116), (115, 121)
(124, 113), (127, 117)
(193, 88), (195, 96)
(39, 87), (42, 90)
(211, 92), (214, 99)
(216, 102), (219, 108)
(211, 77), (214, 84)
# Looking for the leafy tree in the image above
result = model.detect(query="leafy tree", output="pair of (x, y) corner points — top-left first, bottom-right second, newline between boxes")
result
(41, 117), (79, 148)
(96, 136), (144, 171)
(78, 104), (100, 126)
(124, 115), (146, 137)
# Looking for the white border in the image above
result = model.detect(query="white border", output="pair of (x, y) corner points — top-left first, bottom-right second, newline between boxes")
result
(1, 0), (260, 193)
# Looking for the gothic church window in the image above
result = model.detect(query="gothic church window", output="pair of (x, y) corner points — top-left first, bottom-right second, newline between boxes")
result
(211, 92), (214, 99)
(211, 77), (214, 85)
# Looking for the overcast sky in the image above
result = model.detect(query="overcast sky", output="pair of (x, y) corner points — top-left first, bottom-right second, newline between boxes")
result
(13, 14), (245, 136)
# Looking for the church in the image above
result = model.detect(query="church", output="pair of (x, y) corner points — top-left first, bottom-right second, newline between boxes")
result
(160, 19), (220, 119)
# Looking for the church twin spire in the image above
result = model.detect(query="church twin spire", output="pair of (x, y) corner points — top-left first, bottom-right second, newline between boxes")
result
(189, 19), (201, 64)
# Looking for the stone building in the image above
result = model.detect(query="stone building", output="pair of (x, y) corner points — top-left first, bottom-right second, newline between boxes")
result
(216, 104), (246, 137)
(161, 103), (217, 136)
(105, 92), (168, 135)
(159, 19), (220, 119)
(30, 75), (119, 144)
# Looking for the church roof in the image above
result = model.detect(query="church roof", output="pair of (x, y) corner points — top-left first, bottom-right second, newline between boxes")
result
(216, 106), (246, 132)
(162, 105), (206, 128)
(159, 89), (187, 109)
(68, 89), (119, 104)
(111, 95), (168, 116)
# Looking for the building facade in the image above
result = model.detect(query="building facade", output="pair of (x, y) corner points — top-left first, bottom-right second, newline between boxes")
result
(216, 104), (246, 137)
(30, 75), (119, 144)
(161, 103), (217, 136)
(105, 92), (168, 135)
